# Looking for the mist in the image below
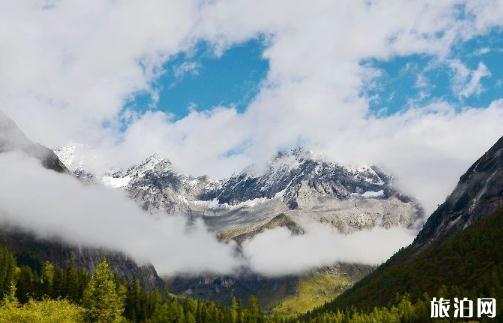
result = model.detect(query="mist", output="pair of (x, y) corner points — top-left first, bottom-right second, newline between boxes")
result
(0, 152), (240, 275)
(0, 152), (418, 277)
(242, 221), (415, 276)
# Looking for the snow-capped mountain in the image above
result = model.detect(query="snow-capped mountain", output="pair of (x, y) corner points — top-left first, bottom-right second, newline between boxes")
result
(56, 146), (423, 240)
(202, 148), (400, 209)
(102, 154), (220, 214)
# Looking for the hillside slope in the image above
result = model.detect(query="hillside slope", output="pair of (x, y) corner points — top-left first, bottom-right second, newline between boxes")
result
(312, 207), (503, 315)
(307, 136), (503, 317)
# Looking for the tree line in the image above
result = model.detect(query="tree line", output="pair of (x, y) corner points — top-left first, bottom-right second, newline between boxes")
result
(0, 246), (275, 322)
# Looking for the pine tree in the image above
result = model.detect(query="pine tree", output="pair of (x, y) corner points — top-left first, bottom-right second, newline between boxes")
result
(83, 259), (125, 323)
(0, 247), (16, 299)
(64, 255), (80, 302)
(230, 297), (240, 323)
(247, 296), (262, 323)
(16, 266), (36, 303)
(41, 261), (54, 297)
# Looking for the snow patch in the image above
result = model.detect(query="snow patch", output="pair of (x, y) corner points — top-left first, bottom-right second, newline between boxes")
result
(361, 190), (384, 198)
(102, 175), (132, 188)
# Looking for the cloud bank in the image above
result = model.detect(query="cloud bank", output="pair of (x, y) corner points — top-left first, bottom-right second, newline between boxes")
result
(2, 1), (502, 214)
(0, 153), (239, 275)
(0, 152), (414, 276)
(242, 221), (415, 276)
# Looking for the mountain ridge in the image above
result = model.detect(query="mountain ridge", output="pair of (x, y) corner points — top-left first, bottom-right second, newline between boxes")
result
(56, 145), (424, 240)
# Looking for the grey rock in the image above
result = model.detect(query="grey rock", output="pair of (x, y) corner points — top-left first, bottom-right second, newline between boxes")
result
(414, 135), (503, 247)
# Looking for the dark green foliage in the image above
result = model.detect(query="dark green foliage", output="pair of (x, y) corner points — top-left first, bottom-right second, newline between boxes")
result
(0, 244), (272, 322)
(0, 247), (16, 298)
(304, 207), (503, 321)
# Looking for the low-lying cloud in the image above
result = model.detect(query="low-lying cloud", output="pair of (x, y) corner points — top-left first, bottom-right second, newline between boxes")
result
(242, 222), (415, 276)
(0, 152), (240, 275)
(0, 152), (415, 277)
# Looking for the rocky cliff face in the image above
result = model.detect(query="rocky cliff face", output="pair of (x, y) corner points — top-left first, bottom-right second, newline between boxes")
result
(414, 135), (503, 247)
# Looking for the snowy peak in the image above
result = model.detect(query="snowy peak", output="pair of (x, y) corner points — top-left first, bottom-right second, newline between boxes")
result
(99, 153), (220, 213)
(204, 148), (394, 209)
(103, 154), (173, 188)
(55, 145), (423, 235)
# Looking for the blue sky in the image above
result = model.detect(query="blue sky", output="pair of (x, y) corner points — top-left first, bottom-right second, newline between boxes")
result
(129, 38), (269, 119)
(363, 28), (503, 115)
(128, 28), (502, 120)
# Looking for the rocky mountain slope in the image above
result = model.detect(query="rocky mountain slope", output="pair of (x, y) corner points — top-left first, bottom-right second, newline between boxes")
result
(57, 146), (423, 240)
(414, 135), (503, 247)
(312, 135), (503, 314)
(0, 111), (66, 173)
(0, 111), (162, 290)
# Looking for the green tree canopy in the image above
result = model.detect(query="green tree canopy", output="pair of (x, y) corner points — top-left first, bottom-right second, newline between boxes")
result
(83, 259), (125, 323)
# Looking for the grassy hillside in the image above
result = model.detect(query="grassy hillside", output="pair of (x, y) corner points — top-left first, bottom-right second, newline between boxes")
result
(271, 273), (350, 315)
(305, 207), (503, 320)
(167, 263), (373, 313)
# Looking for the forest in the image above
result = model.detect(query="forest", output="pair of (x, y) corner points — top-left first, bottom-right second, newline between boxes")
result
(1, 208), (501, 322)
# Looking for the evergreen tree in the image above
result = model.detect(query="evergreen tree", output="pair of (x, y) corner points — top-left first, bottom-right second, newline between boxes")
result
(15, 266), (36, 303)
(83, 259), (125, 323)
(0, 247), (16, 299)
(41, 261), (54, 297)
(247, 296), (262, 323)
(230, 296), (240, 323)
(64, 255), (80, 302)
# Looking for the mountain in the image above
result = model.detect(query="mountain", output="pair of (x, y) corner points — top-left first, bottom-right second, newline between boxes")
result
(55, 144), (424, 313)
(0, 111), (66, 173)
(414, 136), (503, 247)
(308, 135), (503, 316)
(0, 111), (162, 290)
(57, 147), (423, 241)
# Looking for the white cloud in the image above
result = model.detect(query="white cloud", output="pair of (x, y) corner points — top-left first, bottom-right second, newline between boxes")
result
(242, 221), (415, 276)
(0, 152), (240, 276)
(0, 152), (416, 276)
(0, 1), (502, 234)
(0, 0), (199, 146)
(173, 61), (200, 79)
(450, 60), (492, 98)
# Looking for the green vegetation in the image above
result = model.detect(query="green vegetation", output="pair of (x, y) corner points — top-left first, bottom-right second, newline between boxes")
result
(272, 274), (350, 315)
(0, 298), (85, 323)
(1, 207), (501, 322)
(0, 245), (274, 322)
(302, 207), (503, 321)
(83, 260), (125, 322)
